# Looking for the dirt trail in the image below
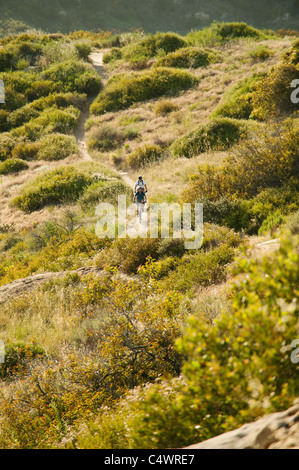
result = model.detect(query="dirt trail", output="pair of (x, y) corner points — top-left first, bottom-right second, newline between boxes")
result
(76, 50), (135, 191)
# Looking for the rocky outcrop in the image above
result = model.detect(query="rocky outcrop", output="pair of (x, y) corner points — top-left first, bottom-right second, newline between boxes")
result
(185, 401), (299, 449)
(0, 267), (103, 304)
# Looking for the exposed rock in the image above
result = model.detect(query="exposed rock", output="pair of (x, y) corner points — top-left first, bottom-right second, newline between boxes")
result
(0, 267), (103, 304)
(185, 401), (299, 449)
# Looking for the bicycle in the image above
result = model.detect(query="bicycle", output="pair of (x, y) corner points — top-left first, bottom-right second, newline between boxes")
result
(136, 201), (146, 222)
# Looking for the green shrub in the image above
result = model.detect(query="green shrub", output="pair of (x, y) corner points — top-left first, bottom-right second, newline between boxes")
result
(0, 48), (16, 71)
(12, 141), (39, 160)
(182, 120), (299, 201)
(125, 235), (299, 448)
(37, 133), (78, 161)
(8, 106), (40, 128)
(164, 242), (237, 292)
(123, 33), (187, 62)
(186, 22), (266, 48)
(213, 75), (262, 119)
(251, 63), (299, 120)
(248, 45), (273, 61)
(258, 210), (285, 236)
(87, 125), (125, 152)
(155, 47), (216, 69)
(200, 196), (253, 232)
(283, 38), (299, 65)
(0, 110), (10, 132)
(155, 99), (179, 115)
(284, 210), (299, 234)
(95, 237), (161, 274)
(128, 144), (165, 169)
(74, 41), (92, 61)
(103, 48), (123, 64)
(41, 60), (102, 95)
(0, 158), (29, 175)
(79, 180), (133, 208)
(171, 118), (248, 158)
(216, 21), (266, 40)
(11, 166), (94, 212)
(12, 106), (80, 140)
(90, 67), (196, 115)
(0, 133), (23, 160)
(0, 341), (45, 380)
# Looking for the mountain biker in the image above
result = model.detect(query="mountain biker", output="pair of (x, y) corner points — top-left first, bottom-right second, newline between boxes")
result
(135, 176), (147, 193)
(133, 186), (147, 217)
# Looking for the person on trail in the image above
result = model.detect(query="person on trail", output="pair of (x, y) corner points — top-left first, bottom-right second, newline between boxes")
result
(133, 186), (147, 218)
(135, 176), (147, 193)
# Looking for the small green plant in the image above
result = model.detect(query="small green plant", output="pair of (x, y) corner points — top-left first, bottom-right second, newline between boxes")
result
(250, 63), (299, 120)
(11, 166), (94, 212)
(12, 141), (39, 160)
(41, 60), (102, 95)
(171, 118), (248, 158)
(155, 47), (217, 69)
(74, 41), (92, 61)
(37, 133), (78, 161)
(248, 45), (273, 61)
(87, 125), (125, 152)
(79, 180), (133, 209)
(213, 75), (262, 119)
(127, 144), (165, 169)
(155, 100), (179, 115)
(0, 158), (29, 175)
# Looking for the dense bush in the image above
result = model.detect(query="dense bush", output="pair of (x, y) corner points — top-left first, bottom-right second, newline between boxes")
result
(164, 240), (238, 292)
(248, 45), (273, 61)
(186, 22), (267, 47)
(128, 144), (165, 169)
(96, 237), (161, 274)
(155, 47), (217, 69)
(250, 63), (299, 120)
(90, 67), (197, 115)
(0, 158), (29, 175)
(41, 60), (102, 95)
(74, 41), (92, 61)
(11, 166), (94, 212)
(79, 180), (133, 209)
(12, 141), (39, 160)
(0, 341), (45, 380)
(215, 21), (266, 40)
(213, 75), (262, 119)
(87, 125), (125, 152)
(8, 92), (87, 128)
(122, 33), (187, 62)
(0, 133), (23, 160)
(0, 110), (9, 132)
(103, 47), (123, 64)
(182, 120), (299, 201)
(155, 99), (179, 115)
(283, 38), (299, 65)
(170, 118), (248, 158)
(11, 105), (80, 140)
(37, 133), (78, 161)
(124, 235), (299, 448)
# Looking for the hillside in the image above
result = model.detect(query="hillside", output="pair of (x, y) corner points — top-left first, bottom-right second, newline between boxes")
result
(0, 0), (298, 35)
(0, 22), (298, 450)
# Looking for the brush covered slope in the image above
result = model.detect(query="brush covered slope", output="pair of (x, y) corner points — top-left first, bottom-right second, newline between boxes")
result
(0, 23), (298, 449)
